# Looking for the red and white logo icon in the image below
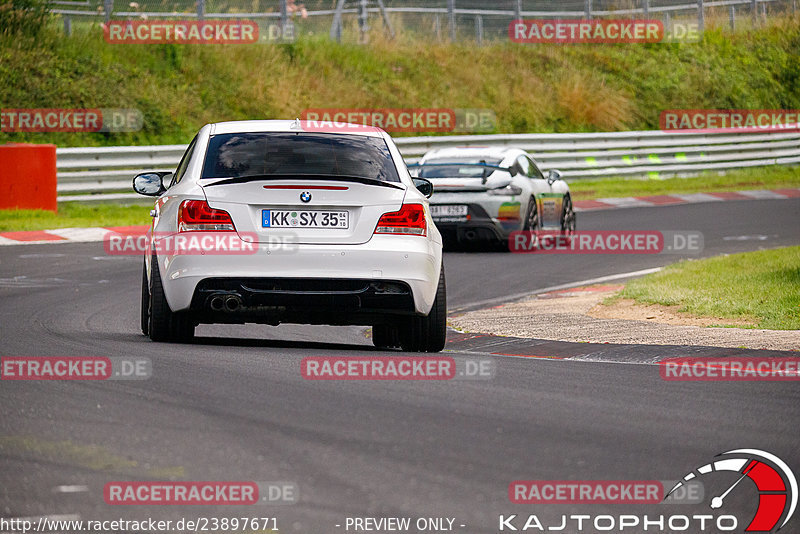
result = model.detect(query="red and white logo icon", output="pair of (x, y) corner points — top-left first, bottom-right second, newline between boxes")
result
(666, 449), (797, 532)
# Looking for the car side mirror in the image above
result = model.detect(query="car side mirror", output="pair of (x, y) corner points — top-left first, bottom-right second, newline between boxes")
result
(133, 172), (173, 196)
(546, 169), (563, 185)
(412, 178), (434, 198)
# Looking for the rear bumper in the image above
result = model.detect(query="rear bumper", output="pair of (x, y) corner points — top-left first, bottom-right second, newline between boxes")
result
(434, 220), (507, 242)
(189, 277), (416, 326)
(432, 203), (517, 242)
(156, 234), (441, 320)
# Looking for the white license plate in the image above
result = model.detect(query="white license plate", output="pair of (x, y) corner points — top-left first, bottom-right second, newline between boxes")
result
(431, 205), (468, 218)
(262, 209), (349, 229)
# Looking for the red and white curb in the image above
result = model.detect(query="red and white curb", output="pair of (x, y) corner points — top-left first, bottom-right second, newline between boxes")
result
(0, 188), (798, 245)
(0, 226), (147, 246)
(573, 188), (800, 211)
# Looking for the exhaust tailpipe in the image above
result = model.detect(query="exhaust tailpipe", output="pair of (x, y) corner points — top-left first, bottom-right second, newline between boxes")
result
(209, 295), (225, 312)
(224, 295), (242, 312)
(464, 230), (477, 240)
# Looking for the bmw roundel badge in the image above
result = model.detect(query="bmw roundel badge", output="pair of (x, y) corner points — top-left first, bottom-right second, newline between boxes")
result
(300, 191), (312, 203)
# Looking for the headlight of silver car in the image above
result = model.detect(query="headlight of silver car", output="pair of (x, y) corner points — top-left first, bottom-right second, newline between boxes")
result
(487, 185), (523, 196)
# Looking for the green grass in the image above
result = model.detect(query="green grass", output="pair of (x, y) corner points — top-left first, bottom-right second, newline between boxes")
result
(0, 15), (799, 147)
(569, 165), (800, 201)
(619, 247), (800, 330)
(0, 202), (151, 232)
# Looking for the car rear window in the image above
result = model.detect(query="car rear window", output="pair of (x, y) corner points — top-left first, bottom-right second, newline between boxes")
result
(417, 157), (504, 179)
(201, 132), (400, 182)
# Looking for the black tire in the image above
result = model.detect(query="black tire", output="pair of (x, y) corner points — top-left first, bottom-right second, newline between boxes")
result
(399, 264), (447, 353)
(140, 259), (149, 336)
(523, 196), (540, 231)
(503, 196), (540, 252)
(372, 324), (400, 349)
(561, 194), (576, 234)
(148, 254), (195, 343)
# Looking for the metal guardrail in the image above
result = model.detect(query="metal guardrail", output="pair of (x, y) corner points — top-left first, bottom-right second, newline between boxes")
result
(56, 129), (800, 201)
(52, 0), (794, 42)
(52, 0), (790, 20)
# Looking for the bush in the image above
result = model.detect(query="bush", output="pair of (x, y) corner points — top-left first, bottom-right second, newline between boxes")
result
(0, 0), (51, 37)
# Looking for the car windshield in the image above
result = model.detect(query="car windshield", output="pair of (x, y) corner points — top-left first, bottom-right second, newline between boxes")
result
(417, 157), (505, 179)
(201, 132), (400, 182)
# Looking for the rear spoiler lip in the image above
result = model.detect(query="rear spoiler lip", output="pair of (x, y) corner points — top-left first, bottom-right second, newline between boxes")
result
(201, 174), (406, 191)
(430, 185), (494, 192)
(407, 162), (514, 185)
(407, 162), (513, 173)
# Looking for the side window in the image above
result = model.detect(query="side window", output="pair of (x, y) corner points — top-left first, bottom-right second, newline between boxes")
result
(527, 157), (545, 179)
(171, 136), (197, 187)
(516, 156), (531, 177)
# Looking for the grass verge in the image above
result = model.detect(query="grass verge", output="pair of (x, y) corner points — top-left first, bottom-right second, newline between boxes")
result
(616, 247), (800, 330)
(1, 16), (800, 146)
(569, 165), (800, 201)
(0, 202), (151, 232)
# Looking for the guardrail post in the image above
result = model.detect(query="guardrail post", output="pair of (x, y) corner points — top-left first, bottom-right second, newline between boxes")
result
(475, 15), (483, 45)
(197, 0), (204, 20)
(665, 12), (671, 33)
(729, 6), (735, 30)
(752, 0), (758, 25)
(279, 0), (295, 42)
(585, 0), (592, 19)
(280, 0), (288, 29)
(698, 0), (704, 33)
(643, 0), (649, 17)
(433, 14), (441, 40)
(104, 0), (112, 23)
(330, 0), (346, 42)
(514, 0), (522, 20)
(358, 0), (369, 42)
(375, 0), (395, 39)
(448, 0), (456, 41)
(64, 16), (72, 36)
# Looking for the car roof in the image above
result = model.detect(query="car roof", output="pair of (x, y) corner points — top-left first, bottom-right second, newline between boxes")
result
(208, 119), (386, 138)
(421, 146), (524, 161)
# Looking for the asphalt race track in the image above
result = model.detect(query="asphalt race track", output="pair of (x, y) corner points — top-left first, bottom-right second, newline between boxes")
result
(1, 198), (799, 533)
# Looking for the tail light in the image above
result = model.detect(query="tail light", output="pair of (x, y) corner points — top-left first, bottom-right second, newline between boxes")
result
(374, 203), (427, 236)
(178, 200), (235, 232)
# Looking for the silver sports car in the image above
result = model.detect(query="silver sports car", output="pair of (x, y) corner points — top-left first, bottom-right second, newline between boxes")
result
(411, 146), (575, 248)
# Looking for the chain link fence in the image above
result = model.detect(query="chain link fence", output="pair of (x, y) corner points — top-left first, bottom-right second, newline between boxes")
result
(52, 0), (799, 42)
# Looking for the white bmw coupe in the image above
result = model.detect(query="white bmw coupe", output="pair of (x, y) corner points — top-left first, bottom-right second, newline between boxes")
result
(133, 120), (445, 352)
